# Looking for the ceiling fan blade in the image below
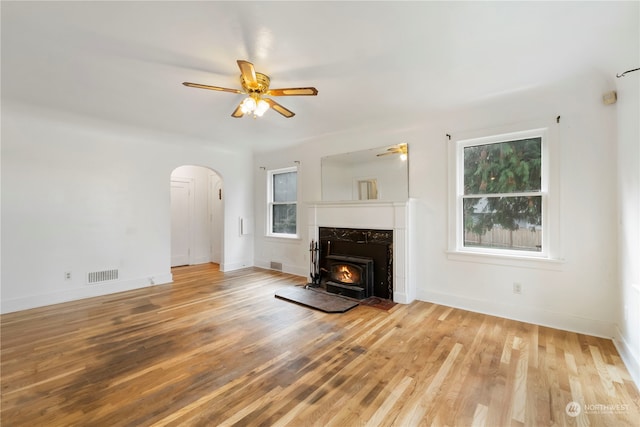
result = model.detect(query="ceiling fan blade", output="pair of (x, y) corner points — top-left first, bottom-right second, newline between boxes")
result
(231, 102), (245, 118)
(266, 87), (318, 96)
(237, 60), (258, 89)
(264, 98), (295, 118)
(182, 82), (242, 94)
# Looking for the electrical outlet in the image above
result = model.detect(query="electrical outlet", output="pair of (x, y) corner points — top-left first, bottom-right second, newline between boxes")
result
(64, 271), (72, 281)
(513, 282), (522, 294)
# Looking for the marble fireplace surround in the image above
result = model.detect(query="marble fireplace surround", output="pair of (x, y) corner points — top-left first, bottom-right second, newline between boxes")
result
(307, 200), (416, 304)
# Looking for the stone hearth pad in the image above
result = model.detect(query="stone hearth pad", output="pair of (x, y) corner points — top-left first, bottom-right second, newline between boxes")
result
(275, 287), (358, 313)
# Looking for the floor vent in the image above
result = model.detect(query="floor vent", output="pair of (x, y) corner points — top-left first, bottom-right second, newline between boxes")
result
(88, 269), (119, 284)
(270, 262), (283, 271)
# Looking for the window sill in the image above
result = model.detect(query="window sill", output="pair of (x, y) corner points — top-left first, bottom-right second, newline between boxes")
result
(446, 250), (564, 271)
(265, 234), (302, 242)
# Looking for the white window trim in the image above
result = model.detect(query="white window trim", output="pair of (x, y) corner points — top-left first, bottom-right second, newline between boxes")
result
(266, 166), (299, 239)
(447, 121), (563, 267)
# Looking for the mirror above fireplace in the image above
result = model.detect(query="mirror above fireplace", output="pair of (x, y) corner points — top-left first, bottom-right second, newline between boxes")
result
(321, 144), (409, 202)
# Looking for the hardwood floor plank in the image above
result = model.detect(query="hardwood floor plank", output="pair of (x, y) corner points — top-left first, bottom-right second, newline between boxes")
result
(2, 264), (639, 426)
(395, 342), (464, 425)
(365, 374), (413, 426)
(511, 335), (529, 423)
(471, 403), (488, 427)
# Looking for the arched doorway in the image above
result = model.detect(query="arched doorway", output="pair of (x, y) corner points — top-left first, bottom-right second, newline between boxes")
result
(170, 165), (223, 267)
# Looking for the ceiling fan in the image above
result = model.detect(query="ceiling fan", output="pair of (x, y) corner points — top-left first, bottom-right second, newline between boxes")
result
(182, 60), (318, 119)
(377, 143), (408, 160)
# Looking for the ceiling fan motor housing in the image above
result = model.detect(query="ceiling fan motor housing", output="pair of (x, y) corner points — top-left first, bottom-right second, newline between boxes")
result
(241, 72), (270, 94)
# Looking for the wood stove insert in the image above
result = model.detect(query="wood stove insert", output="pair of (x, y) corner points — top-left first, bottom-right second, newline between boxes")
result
(319, 227), (393, 300)
(324, 255), (374, 299)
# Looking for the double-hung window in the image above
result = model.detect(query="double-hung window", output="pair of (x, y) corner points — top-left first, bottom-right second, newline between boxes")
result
(267, 166), (298, 237)
(455, 129), (548, 257)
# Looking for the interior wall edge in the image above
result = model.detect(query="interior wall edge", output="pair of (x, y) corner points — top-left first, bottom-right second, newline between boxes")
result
(0, 272), (173, 315)
(613, 326), (640, 390)
(419, 289), (616, 339)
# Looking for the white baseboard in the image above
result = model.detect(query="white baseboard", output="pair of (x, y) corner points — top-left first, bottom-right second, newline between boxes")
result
(219, 261), (253, 272)
(192, 256), (211, 265)
(613, 326), (640, 390)
(419, 290), (615, 338)
(1, 272), (173, 314)
(253, 259), (307, 277)
(282, 264), (308, 277)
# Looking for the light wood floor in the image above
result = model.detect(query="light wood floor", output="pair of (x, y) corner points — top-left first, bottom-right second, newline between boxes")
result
(2, 264), (639, 426)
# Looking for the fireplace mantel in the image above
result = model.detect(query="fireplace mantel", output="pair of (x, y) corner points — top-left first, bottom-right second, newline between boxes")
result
(307, 199), (416, 304)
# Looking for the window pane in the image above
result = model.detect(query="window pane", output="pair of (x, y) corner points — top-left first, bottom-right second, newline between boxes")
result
(272, 204), (297, 234)
(273, 172), (297, 202)
(463, 196), (542, 251)
(464, 138), (541, 195)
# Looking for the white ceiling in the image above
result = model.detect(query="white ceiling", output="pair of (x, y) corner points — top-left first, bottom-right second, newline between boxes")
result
(2, 1), (638, 152)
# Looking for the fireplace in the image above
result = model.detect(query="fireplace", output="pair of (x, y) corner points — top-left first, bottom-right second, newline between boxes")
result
(308, 200), (415, 304)
(319, 227), (393, 300)
(325, 255), (374, 299)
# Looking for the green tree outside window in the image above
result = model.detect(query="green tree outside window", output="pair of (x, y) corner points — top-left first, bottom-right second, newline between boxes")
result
(463, 138), (542, 251)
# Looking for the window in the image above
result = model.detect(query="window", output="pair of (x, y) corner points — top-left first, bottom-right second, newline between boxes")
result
(455, 129), (548, 257)
(267, 167), (298, 237)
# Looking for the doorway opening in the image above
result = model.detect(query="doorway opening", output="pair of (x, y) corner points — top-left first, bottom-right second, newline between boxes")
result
(170, 165), (223, 268)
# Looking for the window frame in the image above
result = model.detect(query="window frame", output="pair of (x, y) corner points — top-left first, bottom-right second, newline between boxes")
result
(450, 126), (559, 262)
(266, 166), (299, 239)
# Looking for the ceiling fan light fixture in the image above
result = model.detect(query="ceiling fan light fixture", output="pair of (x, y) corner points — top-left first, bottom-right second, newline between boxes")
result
(255, 99), (270, 117)
(240, 97), (257, 114)
(239, 96), (270, 117)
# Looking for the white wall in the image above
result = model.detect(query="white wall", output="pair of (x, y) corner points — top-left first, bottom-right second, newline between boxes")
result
(254, 71), (622, 339)
(1, 104), (253, 313)
(614, 71), (640, 386)
(422, 71), (621, 338)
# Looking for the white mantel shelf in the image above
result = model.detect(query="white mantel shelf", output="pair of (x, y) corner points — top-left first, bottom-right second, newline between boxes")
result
(307, 199), (417, 304)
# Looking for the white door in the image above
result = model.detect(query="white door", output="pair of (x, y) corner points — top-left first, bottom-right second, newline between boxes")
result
(170, 179), (192, 267)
